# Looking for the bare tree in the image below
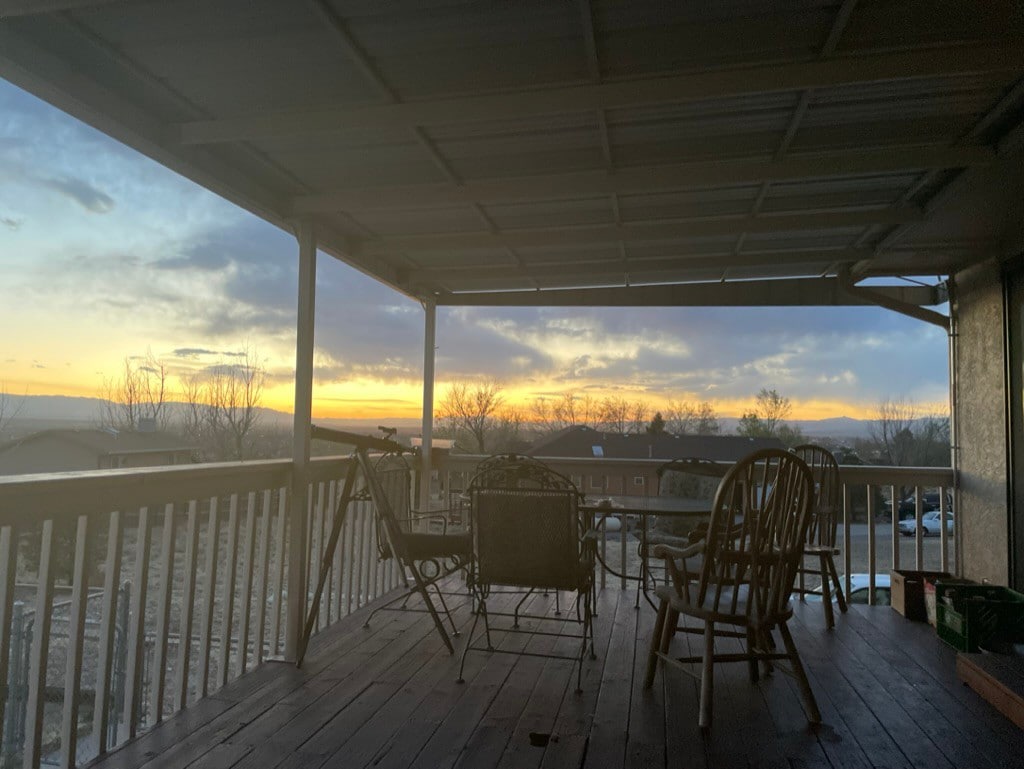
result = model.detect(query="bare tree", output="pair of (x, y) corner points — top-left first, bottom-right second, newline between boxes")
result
(204, 346), (266, 460)
(598, 396), (647, 434)
(175, 346), (267, 461)
(666, 400), (721, 435)
(0, 383), (26, 438)
(99, 352), (168, 431)
(737, 388), (793, 439)
(436, 379), (504, 453)
(868, 398), (949, 467)
(530, 397), (556, 433)
(628, 400), (649, 434)
(869, 396), (918, 466)
(553, 390), (596, 431)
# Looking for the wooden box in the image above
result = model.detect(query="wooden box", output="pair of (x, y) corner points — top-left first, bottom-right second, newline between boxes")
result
(890, 569), (951, 621)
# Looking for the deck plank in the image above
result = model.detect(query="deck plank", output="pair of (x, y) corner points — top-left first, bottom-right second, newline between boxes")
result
(83, 583), (1024, 769)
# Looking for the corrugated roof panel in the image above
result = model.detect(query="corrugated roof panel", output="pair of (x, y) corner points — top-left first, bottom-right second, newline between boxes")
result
(481, 198), (614, 230)
(619, 187), (761, 221)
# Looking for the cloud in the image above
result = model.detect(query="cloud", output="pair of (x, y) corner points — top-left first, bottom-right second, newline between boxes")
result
(0, 78), (953, 416)
(172, 347), (220, 357)
(38, 175), (114, 213)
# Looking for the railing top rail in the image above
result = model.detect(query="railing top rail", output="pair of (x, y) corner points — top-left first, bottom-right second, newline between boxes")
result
(0, 455), (356, 527)
(444, 453), (953, 483)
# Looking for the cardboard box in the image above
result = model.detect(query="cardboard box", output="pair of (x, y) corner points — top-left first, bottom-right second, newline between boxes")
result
(890, 569), (952, 621)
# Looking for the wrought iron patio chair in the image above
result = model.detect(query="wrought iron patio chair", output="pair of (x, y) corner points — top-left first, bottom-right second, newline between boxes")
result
(638, 457), (729, 600)
(643, 448), (820, 729)
(456, 454), (597, 692)
(791, 444), (847, 629)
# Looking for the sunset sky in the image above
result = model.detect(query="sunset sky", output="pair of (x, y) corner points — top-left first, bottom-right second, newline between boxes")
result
(0, 78), (951, 423)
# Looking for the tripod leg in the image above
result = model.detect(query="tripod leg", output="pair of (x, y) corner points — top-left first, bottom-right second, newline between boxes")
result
(297, 459), (359, 666)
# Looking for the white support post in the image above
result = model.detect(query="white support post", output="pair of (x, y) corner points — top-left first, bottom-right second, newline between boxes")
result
(420, 299), (437, 511)
(285, 219), (316, 662)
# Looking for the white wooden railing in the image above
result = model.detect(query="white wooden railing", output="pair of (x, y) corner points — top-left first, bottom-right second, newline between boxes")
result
(443, 455), (957, 602)
(0, 456), (398, 769)
(0, 454), (956, 768)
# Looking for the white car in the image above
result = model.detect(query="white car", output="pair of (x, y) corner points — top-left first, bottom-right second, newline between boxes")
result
(898, 510), (954, 537)
(805, 573), (891, 606)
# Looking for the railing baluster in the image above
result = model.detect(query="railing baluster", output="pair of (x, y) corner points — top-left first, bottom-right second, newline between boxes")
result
(269, 489), (287, 657)
(314, 483), (326, 630)
(175, 500), (199, 711)
(353, 506), (365, 609)
(124, 506), (152, 739)
(939, 485), (950, 573)
(218, 494), (240, 689)
(866, 487), (876, 605)
(94, 510), (124, 755)
(151, 503), (177, 724)
(914, 484), (924, 570)
(253, 490), (272, 667)
(25, 518), (56, 769)
(331, 479), (343, 621)
(344, 497), (356, 615)
(237, 491), (257, 677)
(0, 524), (19, 754)
(304, 488), (315, 618)
(619, 514), (628, 590)
(197, 497), (220, 698)
(842, 485), (851, 601)
(363, 504), (374, 606)
(60, 515), (89, 769)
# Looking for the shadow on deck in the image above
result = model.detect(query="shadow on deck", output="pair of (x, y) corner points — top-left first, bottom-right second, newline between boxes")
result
(85, 579), (1024, 769)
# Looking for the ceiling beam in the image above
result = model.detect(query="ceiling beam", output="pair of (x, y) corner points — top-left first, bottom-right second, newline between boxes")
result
(292, 146), (991, 213)
(434, 278), (941, 308)
(358, 208), (922, 254)
(178, 43), (1024, 144)
(0, 0), (130, 15)
(407, 248), (869, 285)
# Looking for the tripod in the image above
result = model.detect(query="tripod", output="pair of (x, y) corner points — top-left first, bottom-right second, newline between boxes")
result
(295, 425), (404, 667)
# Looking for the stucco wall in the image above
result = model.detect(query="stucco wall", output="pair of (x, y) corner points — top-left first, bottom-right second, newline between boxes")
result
(954, 262), (1009, 584)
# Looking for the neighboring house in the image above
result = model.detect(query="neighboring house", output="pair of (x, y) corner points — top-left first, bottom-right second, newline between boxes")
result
(527, 425), (784, 498)
(0, 428), (195, 475)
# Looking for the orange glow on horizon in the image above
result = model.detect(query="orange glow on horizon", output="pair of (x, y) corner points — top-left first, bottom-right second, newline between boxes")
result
(11, 374), (948, 424)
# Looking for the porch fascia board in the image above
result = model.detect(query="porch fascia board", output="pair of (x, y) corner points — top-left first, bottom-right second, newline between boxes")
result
(434, 277), (940, 308)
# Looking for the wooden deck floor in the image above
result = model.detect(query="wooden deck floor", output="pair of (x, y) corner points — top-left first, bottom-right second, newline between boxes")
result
(87, 581), (1024, 769)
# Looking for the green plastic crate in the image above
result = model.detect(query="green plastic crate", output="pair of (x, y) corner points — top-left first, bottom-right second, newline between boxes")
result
(935, 583), (1024, 652)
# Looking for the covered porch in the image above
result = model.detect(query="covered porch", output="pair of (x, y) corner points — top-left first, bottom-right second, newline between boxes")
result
(82, 578), (1024, 769)
(3, 2), (1024, 767)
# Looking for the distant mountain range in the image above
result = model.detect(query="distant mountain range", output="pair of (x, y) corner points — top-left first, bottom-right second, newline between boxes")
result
(4, 394), (876, 439)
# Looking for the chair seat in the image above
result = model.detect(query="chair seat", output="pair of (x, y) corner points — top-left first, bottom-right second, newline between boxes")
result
(403, 531), (473, 561)
(802, 544), (840, 555)
(656, 582), (792, 627)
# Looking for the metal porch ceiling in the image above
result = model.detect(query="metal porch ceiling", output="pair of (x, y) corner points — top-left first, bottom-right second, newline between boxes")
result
(2, 0), (1023, 308)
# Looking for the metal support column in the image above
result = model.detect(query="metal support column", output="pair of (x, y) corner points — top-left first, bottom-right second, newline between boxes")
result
(285, 219), (316, 661)
(420, 299), (437, 511)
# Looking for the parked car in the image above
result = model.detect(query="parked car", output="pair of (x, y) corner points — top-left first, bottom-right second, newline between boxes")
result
(806, 573), (891, 606)
(898, 510), (954, 537)
(897, 491), (952, 520)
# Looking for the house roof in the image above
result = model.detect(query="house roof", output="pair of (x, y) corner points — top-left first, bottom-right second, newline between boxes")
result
(0, 428), (194, 457)
(2, 2), (1023, 311)
(527, 425), (784, 462)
